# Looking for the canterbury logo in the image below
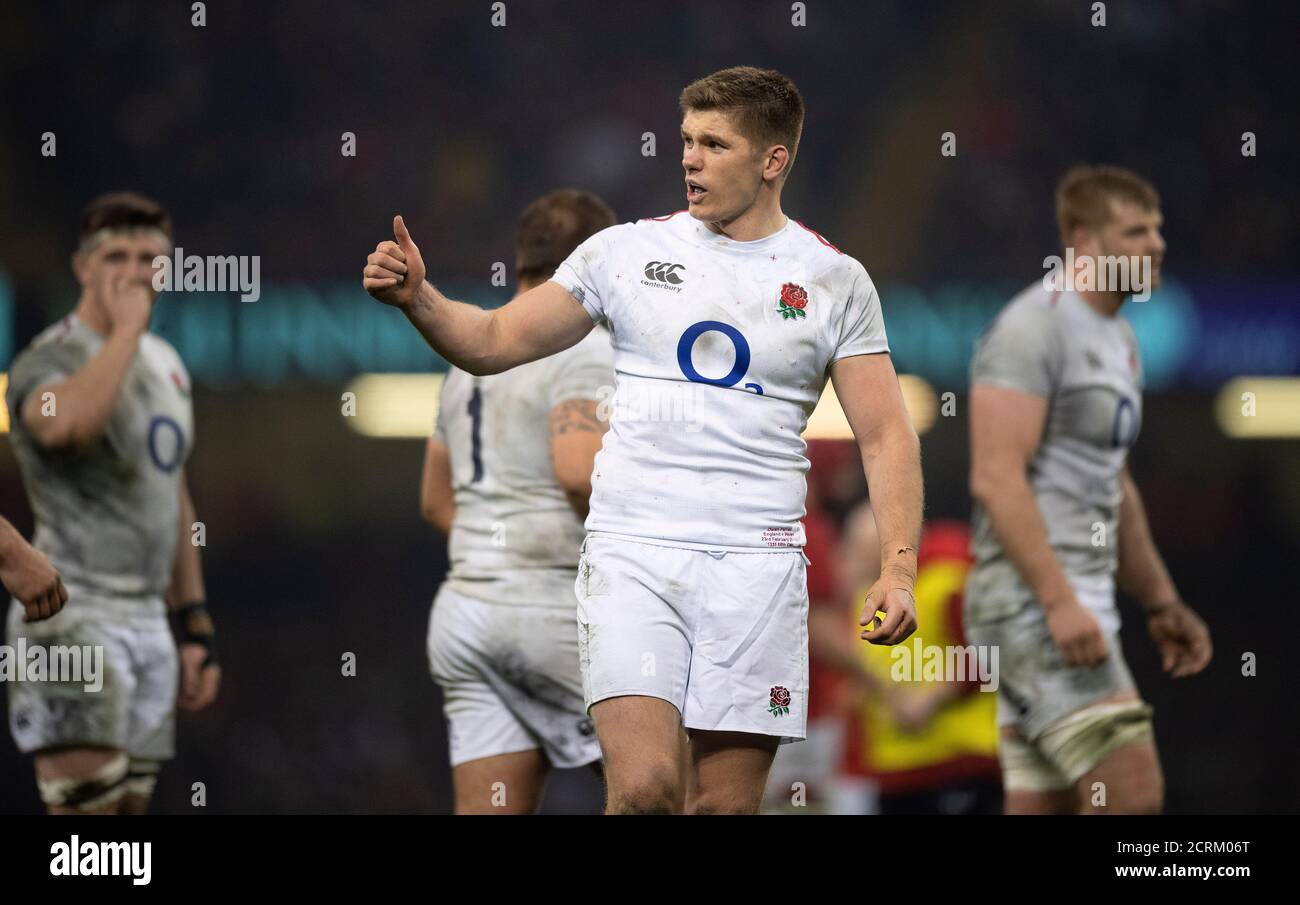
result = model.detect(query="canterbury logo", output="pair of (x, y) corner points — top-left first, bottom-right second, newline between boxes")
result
(643, 261), (686, 284)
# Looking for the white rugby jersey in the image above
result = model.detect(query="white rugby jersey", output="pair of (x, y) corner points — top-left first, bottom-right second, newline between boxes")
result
(966, 283), (1145, 622)
(434, 328), (614, 603)
(551, 211), (889, 549)
(6, 315), (194, 597)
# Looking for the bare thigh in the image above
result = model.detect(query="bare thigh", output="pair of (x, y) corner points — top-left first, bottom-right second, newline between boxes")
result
(452, 749), (550, 815)
(1077, 739), (1163, 814)
(687, 730), (779, 815)
(592, 696), (689, 815)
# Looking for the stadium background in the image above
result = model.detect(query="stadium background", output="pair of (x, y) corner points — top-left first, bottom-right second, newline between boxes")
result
(0, 0), (1296, 813)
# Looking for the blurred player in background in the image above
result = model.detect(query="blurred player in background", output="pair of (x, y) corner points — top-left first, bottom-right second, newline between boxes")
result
(367, 66), (922, 815)
(4, 192), (220, 814)
(840, 503), (1001, 815)
(0, 516), (67, 623)
(420, 190), (616, 814)
(966, 166), (1212, 815)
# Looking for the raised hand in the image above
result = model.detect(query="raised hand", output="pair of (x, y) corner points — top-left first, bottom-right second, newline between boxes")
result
(363, 215), (427, 309)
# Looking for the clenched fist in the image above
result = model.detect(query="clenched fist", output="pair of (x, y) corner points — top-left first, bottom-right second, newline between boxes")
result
(1147, 602), (1212, 678)
(97, 268), (153, 336)
(0, 525), (68, 623)
(1046, 600), (1109, 667)
(363, 215), (426, 309)
(178, 644), (221, 711)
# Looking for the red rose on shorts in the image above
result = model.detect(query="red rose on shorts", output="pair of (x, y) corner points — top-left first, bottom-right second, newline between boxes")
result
(770, 686), (791, 710)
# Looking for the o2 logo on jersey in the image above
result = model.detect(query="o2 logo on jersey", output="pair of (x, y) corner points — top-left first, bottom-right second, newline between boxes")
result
(676, 321), (764, 395)
(1111, 396), (1141, 449)
(147, 415), (187, 473)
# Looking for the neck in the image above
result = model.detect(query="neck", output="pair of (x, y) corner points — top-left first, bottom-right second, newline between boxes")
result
(72, 295), (111, 336)
(1075, 287), (1126, 318)
(702, 189), (787, 243)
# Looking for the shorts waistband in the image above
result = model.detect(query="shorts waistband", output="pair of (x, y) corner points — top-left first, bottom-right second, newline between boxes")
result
(584, 530), (805, 556)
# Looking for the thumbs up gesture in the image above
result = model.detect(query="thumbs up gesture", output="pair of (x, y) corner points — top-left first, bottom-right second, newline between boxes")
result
(363, 215), (427, 309)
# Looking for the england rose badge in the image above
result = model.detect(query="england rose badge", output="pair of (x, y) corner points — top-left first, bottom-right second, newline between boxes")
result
(777, 282), (808, 319)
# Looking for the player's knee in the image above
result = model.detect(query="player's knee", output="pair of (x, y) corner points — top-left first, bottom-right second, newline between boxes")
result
(38, 752), (130, 814)
(1098, 753), (1165, 815)
(606, 757), (683, 815)
(688, 786), (763, 815)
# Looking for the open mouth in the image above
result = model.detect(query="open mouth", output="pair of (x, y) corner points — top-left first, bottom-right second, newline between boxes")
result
(686, 180), (707, 203)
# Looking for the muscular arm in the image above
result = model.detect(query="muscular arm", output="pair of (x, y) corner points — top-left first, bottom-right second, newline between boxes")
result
(831, 353), (923, 593)
(419, 438), (456, 534)
(1116, 465), (1180, 612)
(364, 217), (595, 375)
(165, 470), (205, 609)
(549, 399), (608, 520)
(968, 384), (1076, 612)
(831, 353), (922, 644)
(401, 280), (595, 376)
(22, 328), (142, 449)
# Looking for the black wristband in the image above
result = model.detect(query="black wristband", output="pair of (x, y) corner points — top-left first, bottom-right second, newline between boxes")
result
(169, 603), (218, 667)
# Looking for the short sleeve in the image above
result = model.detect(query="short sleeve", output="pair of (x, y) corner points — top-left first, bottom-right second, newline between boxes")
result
(1123, 322), (1145, 393)
(550, 226), (617, 324)
(832, 263), (890, 362)
(431, 372), (452, 443)
(5, 342), (77, 425)
(970, 302), (1061, 398)
(546, 329), (615, 409)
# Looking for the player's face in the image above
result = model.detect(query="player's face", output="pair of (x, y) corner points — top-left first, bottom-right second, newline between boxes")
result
(1092, 200), (1166, 292)
(681, 109), (766, 222)
(75, 231), (171, 301)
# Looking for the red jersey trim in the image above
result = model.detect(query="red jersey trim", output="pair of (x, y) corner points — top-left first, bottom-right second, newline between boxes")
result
(794, 219), (843, 255)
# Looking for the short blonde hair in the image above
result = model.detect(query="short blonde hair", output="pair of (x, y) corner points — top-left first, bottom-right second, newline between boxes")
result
(679, 66), (805, 176)
(1056, 165), (1160, 247)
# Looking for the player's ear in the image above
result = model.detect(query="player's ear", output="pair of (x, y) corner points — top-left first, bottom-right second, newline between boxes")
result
(1069, 225), (1094, 256)
(71, 250), (89, 288)
(764, 145), (791, 183)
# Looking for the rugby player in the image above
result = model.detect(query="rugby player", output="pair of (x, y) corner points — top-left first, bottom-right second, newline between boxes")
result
(366, 67), (922, 814)
(965, 166), (1212, 814)
(420, 189), (615, 814)
(5, 192), (220, 814)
